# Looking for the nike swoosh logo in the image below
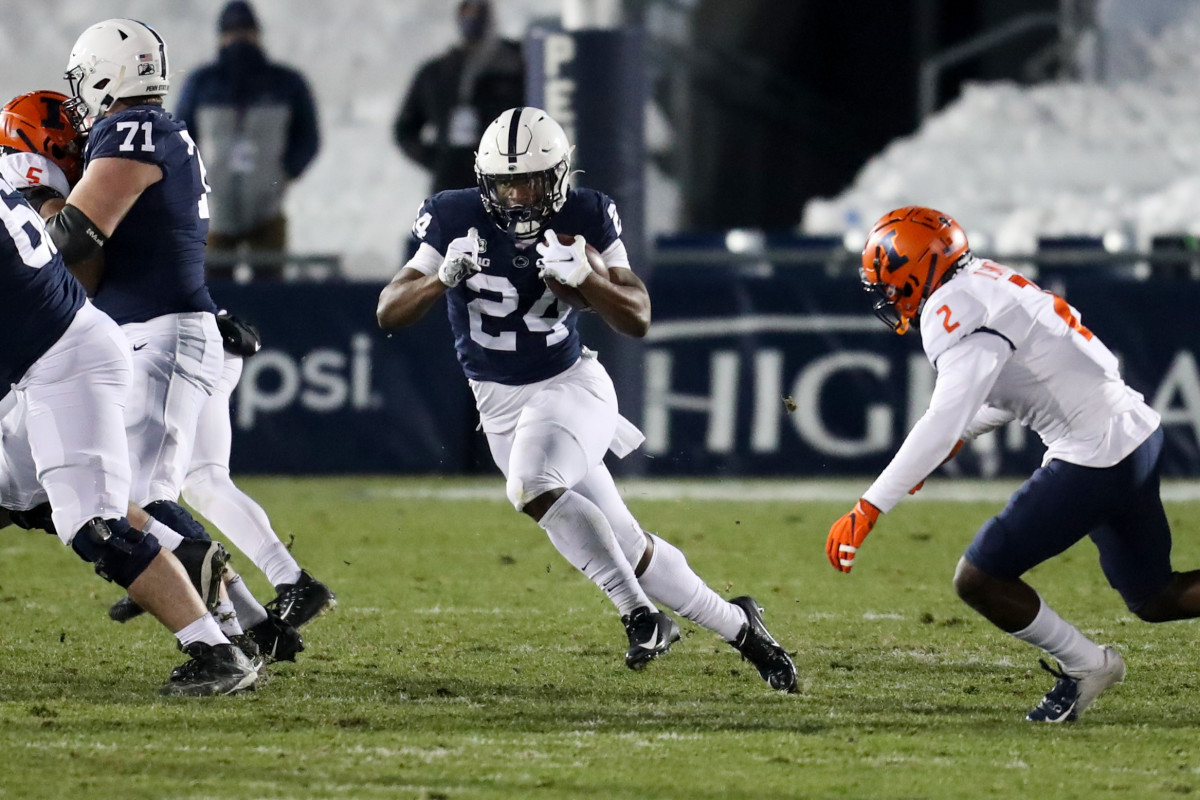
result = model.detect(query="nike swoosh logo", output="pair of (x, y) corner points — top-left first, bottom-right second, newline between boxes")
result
(637, 623), (660, 650)
(132, 343), (148, 351)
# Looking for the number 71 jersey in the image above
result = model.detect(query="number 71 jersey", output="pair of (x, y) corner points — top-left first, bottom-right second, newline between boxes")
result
(411, 187), (624, 386)
(922, 258), (1159, 464)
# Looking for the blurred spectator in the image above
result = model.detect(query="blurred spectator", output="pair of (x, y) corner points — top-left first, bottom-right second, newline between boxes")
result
(175, 0), (320, 280)
(393, 0), (525, 195)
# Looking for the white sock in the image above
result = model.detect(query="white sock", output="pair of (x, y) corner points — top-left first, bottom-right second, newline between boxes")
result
(259, 542), (303, 588)
(225, 572), (269, 629)
(182, 467), (301, 585)
(175, 613), (229, 647)
(1012, 597), (1106, 674)
(538, 491), (654, 617)
(213, 595), (244, 637)
(141, 516), (184, 551)
(637, 533), (747, 641)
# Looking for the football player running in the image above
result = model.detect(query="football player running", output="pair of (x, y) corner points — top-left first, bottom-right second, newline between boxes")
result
(826, 206), (1200, 722)
(378, 107), (797, 692)
(0, 172), (257, 696)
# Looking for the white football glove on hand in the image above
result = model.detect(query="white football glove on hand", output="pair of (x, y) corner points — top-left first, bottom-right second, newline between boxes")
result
(437, 227), (482, 288)
(536, 229), (592, 287)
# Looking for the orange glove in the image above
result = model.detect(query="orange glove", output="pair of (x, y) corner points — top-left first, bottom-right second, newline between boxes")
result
(825, 499), (881, 573)
(909, 439), (965, 495)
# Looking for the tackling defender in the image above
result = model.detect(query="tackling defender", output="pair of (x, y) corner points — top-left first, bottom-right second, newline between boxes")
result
(378, 106), (797, 691)
(826, 206), (1200, 721)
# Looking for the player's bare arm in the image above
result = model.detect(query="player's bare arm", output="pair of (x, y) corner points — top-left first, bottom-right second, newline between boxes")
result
(376, 266), (447, 329)
(575, 266), (651, 338)
(66, 156), (162, 236)
(49, 157), (161, 294)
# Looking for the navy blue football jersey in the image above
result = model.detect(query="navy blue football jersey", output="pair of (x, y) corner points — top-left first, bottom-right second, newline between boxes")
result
(0, 175), (87, 399)
(85, 105), (217, 324)
(412, 187), (624, 385)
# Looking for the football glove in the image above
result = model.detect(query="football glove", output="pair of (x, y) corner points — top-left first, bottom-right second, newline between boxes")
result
(825, 498), (880, 574)
(437, 227), (482, 288)
(7, 502), (56, 535)
(215, 310), (262, 358)
(536, 229), (592, 287)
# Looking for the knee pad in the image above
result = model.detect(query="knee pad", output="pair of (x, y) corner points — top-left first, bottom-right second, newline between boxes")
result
(70, 517), (162, 588)
(144, 499), (210, 541)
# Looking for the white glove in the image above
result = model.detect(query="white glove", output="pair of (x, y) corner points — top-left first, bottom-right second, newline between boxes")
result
(437, 227), (482, 288)
(536, 229), (592, 287)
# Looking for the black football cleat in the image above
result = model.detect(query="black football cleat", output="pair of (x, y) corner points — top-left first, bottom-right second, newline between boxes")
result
(247, 610), (305, 663)
(727, 596), (798, 693)
(159, 642), (257, 696)
(229, 633), (266, 672)
(622, 606), (680, 670)
(108, 594), (145, 623)
(265, 570), (337, 628)
(172, 538), (230, 611)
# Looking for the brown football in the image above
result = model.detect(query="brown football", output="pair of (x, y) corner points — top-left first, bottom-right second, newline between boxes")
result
(544, 232), (609, 310)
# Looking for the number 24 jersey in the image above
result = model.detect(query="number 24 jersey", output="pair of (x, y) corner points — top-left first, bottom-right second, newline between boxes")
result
(410, 187), (624, 386)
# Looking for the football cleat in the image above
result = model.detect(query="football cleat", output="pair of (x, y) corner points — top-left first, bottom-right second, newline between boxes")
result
(159, 642), (257, 696)
(108, 594), (145, 623)
(264, 570), (336, 628)
(727, 596), (798, 693)
(229, 633), (266, 673)
(246, 610), (305, 663)
(621, 606), (680, 670)
(172, 538), (230, 611)
(1026, 645), (1125, 723)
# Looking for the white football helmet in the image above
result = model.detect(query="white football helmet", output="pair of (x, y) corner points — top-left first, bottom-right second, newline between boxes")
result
(63, 19), (169, 133)
(475, 107), (573, 241)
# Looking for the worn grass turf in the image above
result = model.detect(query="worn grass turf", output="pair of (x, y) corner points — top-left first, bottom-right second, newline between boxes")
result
(1, 477), (1199, 799)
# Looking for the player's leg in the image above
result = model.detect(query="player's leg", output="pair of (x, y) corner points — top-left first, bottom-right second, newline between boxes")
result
(181, 352), (334, 627)
(574, 463), (797, 691)
(492, 375), (676, 667)
(1090, 428), (1200, 621)
(954, 457), (1129, 721)
(122, 312), (224, 507)
(20, 305), (255, 695)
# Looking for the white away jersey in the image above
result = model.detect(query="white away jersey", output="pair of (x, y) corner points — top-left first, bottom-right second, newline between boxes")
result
(863, 258), (1159, 513)
(923, 259), (1158, 465)
(0, 152), (71, 198)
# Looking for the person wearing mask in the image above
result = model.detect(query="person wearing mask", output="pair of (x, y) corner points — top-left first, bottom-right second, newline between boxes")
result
(174, 0), (320, 279)
(393, 0), (525, 195)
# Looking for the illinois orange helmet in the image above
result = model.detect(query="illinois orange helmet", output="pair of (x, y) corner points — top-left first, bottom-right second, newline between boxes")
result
(860, 206), (972, 335)
(0, 90), (83, 185)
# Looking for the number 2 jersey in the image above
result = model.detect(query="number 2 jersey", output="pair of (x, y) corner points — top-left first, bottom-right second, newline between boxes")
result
(863, 257), (1160, 513)
(407, 187), (625, 385)
(0, 174), (86, 399)
(84, 104), (217, 324)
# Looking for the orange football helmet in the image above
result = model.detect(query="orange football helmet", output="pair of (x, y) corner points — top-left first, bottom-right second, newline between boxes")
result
(0, 90), (83, 185)
(860, 206), (972, 335)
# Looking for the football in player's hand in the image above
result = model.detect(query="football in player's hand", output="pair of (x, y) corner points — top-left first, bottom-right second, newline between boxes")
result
(545, 233), (609, 310)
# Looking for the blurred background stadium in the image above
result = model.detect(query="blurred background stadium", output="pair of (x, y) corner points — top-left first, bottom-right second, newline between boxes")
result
(4, 0), (1199, 480)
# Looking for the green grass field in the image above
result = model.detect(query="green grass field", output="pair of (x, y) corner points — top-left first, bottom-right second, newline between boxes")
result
(2, 476), (1199, 800)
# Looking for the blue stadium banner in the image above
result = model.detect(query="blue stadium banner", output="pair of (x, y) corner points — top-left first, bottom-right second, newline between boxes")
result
(211, 282), (477, 474)
(211, 274), (1200, 477)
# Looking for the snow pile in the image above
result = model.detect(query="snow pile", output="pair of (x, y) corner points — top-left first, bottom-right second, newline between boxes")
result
(803, 3), (1200, 254)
